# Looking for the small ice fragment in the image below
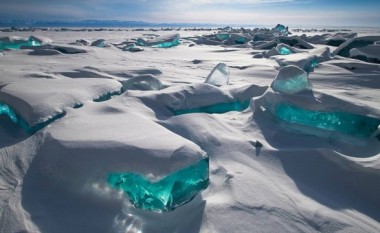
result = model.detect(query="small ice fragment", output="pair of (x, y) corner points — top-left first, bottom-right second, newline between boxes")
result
(271, 65), (312, 94)
(123, 44), (144, 52)
(276, 43), (295, 55)
(122, 75), (163, 91)
(205, 63), (230, 86)
(76, 39), (91, 46)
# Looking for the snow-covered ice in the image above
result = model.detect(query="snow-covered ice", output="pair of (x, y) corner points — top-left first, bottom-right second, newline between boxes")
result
(1, 26), (380, 233)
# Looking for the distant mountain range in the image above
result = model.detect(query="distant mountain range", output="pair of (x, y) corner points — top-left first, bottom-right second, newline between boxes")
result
(0, 20), (220, 28)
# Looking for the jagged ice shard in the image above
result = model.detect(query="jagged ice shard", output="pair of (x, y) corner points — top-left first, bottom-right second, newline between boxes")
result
(205, 63), (230, 86)
(271, 65), (312, 94)
(275, 104), (380, 138)
(108, 158), (209, 213)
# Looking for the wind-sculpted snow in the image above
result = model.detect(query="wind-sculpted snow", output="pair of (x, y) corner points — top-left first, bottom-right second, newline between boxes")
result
(334, 36), (380, 58)
(0, 79), (122, 127)
(350, 44), (380, 64)
(0, 101), (65, 134)
(32, 100), (208, 212)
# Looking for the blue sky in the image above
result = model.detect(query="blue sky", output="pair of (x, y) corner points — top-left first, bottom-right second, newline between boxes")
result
(0, 0), (379, 26)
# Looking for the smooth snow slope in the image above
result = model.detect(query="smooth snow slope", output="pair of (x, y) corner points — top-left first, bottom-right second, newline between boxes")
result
(0, 27), (380, 233)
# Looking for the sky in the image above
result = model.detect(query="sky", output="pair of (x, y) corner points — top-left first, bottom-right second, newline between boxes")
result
(0, 0), (379, 27)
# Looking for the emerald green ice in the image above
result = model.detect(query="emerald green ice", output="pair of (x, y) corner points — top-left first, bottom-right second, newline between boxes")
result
(216, 34), (231, 41)
(0, 37), (40, 51)
(0, 103), (18, 123)
(107, 158), (209, 212)
(136, 38), (180, 48)
(275, 103), (380, 138)
(274, 24), (289, 34)
(151, 39), (180, 48)
(173, 100), (250, 115)
(278, 46), (292, 55)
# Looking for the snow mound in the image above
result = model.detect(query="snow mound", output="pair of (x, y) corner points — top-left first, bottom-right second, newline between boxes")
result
(0, 78), (122, 128)
(35, 100), (208, 211)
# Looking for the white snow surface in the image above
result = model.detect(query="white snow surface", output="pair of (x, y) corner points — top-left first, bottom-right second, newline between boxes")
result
(1, 28), (380, 233)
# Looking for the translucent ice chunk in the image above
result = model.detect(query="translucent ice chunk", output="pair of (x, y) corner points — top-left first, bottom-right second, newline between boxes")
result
(205, 63), (230, 86)
(271, 65), (312, 94)
(275, 103), (380, 138)
(108, 158), (209, 213)
(216, 33), (231, 41)
(173, 100), (250, 115)
(276, 43), (295, 55)
(0, 37), (40, 51)
(137, 34), (180, 48)
(274, 24), (289, 34)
